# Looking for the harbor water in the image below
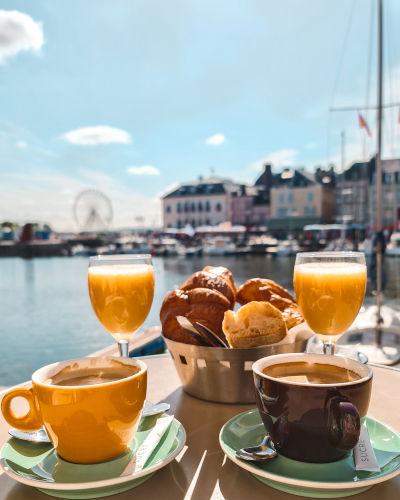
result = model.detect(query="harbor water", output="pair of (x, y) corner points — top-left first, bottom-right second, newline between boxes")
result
(1, 255), (400, 386)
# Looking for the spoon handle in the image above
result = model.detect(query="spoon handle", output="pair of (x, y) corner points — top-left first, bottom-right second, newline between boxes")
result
(176, 316), (213, 347)
(195, 322), (229, 348)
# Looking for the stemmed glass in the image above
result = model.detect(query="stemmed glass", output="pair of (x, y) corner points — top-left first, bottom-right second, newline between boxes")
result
(88, 254), (154, 357)
(294, 252), (367, 355)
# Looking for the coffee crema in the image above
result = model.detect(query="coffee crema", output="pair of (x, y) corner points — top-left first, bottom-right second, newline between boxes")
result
(262, 361), (361, 384)
(45, 361), (139, 387)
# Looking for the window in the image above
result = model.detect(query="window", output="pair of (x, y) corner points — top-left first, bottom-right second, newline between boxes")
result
(305, 206), (316, 216)
(198, 219), (202, 226)
(177, 202), (182, 213)
(191, 202), (196, 212)
(396, 172), (400, 184)
(206, 218), (211, 225)
(277, 207), (287, 217)
(287, 192), (293, 204)
(198, 201), (203, 212)
(166, 205), (171, 213)
(177, 219), (182, 228)
(384, 173), (393, 184)
(184, 201), (190, 212)
(215, 203), (222, 212)
(205, 200), (211, 212)
(279, 193), (284, 204)
(307, 192), (313, 202)
(192, 219), (196, 227)
(167, 223), (172, 228)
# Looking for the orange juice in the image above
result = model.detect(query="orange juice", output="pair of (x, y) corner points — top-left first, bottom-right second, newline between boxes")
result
(294, 262), (366, 342)
(88, 264), (154, 341)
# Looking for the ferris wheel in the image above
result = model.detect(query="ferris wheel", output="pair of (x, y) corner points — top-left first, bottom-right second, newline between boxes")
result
(73, 189), (113, 232)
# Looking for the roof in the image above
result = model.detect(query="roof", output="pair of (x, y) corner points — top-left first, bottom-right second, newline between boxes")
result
(163, 176), (248, 198)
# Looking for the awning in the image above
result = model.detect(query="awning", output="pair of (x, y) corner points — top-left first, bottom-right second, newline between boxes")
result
(267, 217), (320, 230)
(303, 224), (344, 231)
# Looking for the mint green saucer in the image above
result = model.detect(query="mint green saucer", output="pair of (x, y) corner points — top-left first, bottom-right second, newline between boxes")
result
(219, 409), (400, 498)
(0, 415), (186, 499)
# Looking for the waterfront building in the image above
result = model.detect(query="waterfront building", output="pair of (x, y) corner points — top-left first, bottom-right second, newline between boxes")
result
(162, 177), (242, 229)
(230, 164), (272, 227)
(337, 156), (400, 229)
(268, 167), (336, 231)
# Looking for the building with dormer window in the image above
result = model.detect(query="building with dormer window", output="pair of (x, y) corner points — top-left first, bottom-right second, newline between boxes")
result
(162, 177), (243, 229)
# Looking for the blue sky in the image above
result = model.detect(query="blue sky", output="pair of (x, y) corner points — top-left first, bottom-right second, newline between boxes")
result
(1, 0), (400, 230)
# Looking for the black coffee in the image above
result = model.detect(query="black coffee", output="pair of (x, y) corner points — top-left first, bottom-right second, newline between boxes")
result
(262, 361), (361, 384)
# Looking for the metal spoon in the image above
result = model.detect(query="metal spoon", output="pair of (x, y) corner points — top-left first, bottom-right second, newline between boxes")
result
(236, 434), (278, 461)
(195, 322), (230, 348)
(176, 316), (213, 347)
(8, 402), (171, 443)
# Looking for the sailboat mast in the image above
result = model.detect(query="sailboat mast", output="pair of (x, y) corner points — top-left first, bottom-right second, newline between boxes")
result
(375, 0), (383, 341)
(376, 0), (383, 231)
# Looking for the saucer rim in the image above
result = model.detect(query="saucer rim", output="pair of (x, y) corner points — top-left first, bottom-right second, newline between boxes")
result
(0, 417), (186, 491)
(219, 410), (400, 490)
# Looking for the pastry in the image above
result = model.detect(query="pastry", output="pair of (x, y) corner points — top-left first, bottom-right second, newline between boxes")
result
(202, 266), (236, 293)
(180, 271), (235, 309)
(160, 288), (231, 345)
(222, 301), (287, 348)
(236, 278), (295, 305)
(268, 296), (304, 330)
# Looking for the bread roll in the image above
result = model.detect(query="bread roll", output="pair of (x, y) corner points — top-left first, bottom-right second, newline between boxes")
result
(160, 288), (231, 345)
(180, 271), (235, 309)
(222, 301), (287, 348)
(237, 278), (295, 305)
(268, 296), (304, 330)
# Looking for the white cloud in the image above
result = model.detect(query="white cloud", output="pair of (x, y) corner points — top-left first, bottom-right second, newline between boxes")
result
(61, 126), (131, 146)
(15, 140), (28, 148)
(249, 149), (298, 171)
(205, 133), (225, 146)
(0, 170), (161, 231)
(0, 10), (44, 64)
(127, 165), (160, 176)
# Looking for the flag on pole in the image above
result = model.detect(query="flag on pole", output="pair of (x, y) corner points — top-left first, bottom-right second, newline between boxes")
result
(358, 114), (372, 137)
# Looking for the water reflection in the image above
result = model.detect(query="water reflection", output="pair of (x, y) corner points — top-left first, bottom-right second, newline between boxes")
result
(0, 255), (399, 386)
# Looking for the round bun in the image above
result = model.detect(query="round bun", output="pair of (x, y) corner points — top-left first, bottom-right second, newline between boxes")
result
(160, 288), (231, 345)
(236, 278), (295, 305)
(180, 271), (235, 309)
(222, 301), (287, 348)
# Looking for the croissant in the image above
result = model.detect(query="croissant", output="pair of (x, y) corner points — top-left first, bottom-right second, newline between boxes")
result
(202, 266), (236, 293)
(268, 296), (304, 330)
(160, 288), (231, 345)
(180, 271), (235, 309)
(237, 278), (295, 305)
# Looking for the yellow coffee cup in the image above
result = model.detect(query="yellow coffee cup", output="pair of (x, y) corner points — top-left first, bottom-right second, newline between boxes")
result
(1, 356), (147, 464)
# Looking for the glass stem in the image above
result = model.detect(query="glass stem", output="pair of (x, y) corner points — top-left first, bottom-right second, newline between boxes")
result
(323, 341), (335, 355)
(118, 340), (129, 357)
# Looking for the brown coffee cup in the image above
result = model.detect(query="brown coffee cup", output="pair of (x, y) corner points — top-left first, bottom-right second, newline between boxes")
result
(252, 353), (373, 463)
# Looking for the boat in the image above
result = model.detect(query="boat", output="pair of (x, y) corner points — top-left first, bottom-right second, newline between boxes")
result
(177, 245), (203, 257)
(276, 240), (300, 257)
(124, 238), (152, 254)
(385, 233), (400, 257)
(203, 237), (237, 256)
(248, 235), (278, 254)
(152, 238), (179, 256)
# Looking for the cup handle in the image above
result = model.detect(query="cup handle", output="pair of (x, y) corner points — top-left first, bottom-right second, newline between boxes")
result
(327, 396), (360, 451)
(1, 387), (43, 431)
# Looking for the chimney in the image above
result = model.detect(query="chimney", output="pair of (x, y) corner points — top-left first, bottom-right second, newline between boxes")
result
(263, 164), (272, 189)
